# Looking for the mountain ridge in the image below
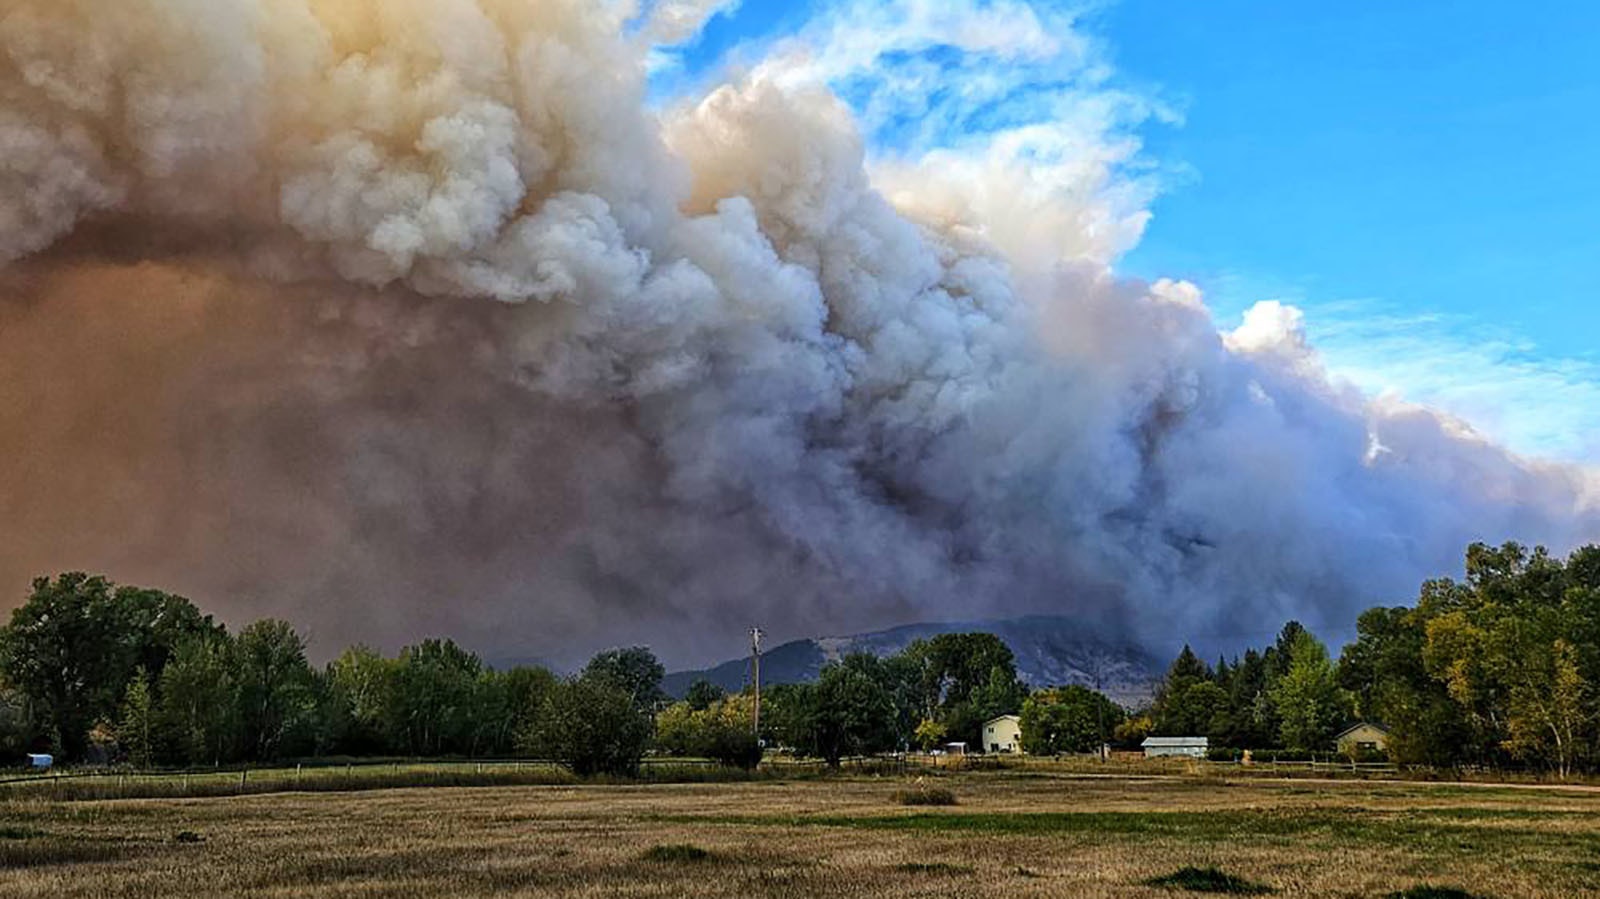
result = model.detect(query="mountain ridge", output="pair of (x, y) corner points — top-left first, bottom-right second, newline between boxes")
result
(661, 616), (1162, 707)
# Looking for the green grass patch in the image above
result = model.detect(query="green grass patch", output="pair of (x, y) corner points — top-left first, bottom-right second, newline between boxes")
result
(897, 862), (974, 875)
(0, 826), (45, 840)
(659, 806), (1600, 862)
(642, 844), (714, 864)
(1145, 867), (1275, 894)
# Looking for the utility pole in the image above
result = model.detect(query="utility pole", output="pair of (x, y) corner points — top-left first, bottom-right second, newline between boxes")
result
(1093, 655), (1107, 763)
(751, 627), (764, 738)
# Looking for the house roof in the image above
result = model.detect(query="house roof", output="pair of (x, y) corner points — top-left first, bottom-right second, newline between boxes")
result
(1142, 736), (1208, 747)
(1334, 722), (1391, 739)
(984, 715), (1021, 725)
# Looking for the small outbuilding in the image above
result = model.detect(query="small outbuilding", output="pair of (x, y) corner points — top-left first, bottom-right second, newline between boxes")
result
(1335, 722), (1391, 756)
(27, 753), (53, 770)
(983, 715), (1023, 754)
(1142, 736), (1208, 759)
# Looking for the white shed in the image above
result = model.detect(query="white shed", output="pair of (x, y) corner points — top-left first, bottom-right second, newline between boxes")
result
(27, 753), (53, 770)
(1142, 737), (1208, 759)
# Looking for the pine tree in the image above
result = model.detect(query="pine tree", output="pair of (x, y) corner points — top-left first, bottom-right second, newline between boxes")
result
(118, 669), (155, 769)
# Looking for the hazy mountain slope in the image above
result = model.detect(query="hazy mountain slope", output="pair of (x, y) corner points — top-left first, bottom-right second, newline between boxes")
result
(663, 616), (1161, 706)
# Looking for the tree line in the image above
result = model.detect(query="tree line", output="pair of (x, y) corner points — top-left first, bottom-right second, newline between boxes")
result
(4, 541), (1599, 776)
(0, 573), (1042, 774)
(1142, 542), (1600, 774)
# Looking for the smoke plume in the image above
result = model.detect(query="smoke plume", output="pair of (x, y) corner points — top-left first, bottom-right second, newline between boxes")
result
(1, 0), (1595, 666)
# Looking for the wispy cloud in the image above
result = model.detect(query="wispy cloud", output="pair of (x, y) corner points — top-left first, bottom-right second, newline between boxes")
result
(1291, 299), (1600, 464)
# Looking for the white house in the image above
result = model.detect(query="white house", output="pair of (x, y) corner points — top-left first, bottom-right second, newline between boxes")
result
(27, 753), (52, 770)
(1142, 736), (1208, 759)
(983, 715), (1022, 754)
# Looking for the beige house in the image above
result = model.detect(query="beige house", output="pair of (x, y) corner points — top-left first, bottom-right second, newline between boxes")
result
(1336, 722), (1391, 756)
(983, 715), (1023, 754)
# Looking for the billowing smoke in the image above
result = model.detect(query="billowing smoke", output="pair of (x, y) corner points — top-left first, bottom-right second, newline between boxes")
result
(1, 0), (1595, 667)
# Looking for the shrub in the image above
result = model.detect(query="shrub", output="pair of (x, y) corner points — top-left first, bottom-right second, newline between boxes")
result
(1145, 866), (1275, 894)
(1386, 889), (1484, 899)
(642, 844), (713, 864)
(893, 785), (958, 806)
(519, 677), (651, 777)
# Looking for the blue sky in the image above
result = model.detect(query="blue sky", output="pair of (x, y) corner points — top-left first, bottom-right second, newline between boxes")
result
(658, 0), (1600, 462)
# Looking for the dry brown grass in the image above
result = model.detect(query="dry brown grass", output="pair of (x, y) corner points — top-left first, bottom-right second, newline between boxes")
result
(1, 771), (1597, 897)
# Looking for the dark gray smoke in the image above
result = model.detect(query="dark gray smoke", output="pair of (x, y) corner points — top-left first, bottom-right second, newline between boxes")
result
(1, 0), (1595, 667)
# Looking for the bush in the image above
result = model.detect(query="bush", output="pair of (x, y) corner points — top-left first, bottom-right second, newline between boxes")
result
(518, 677), (651, 777)
(893, 785), (957, 806)
(1385, 889), (1484, 899)
(654, 695), (763, 769)
(642, 844), (713, 864)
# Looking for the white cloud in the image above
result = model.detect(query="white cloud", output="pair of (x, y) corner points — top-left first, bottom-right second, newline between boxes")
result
(1297, 301), (1600, 464)
(728, 0), (1177, 269)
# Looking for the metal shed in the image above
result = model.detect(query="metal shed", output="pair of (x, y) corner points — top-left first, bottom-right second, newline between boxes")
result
(1141, 736), (1208, 759)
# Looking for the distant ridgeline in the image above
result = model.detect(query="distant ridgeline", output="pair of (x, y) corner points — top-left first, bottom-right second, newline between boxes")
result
(663, 617), (1164, 707)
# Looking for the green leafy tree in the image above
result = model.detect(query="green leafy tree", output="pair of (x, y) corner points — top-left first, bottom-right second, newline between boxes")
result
(389, 639), (483, 756)
(320, 645), (397, 756)
(470, 666), (557, 757)
(113, 587), (223, 686)
(1338, 606), (1473, 766)
(1270, 630), (1350, 751)
(0, 574), (221, 760)
(913, 718), (947, 751)
(1020, 686), (1124, 755)
(234, 620), (318, 761)
(520, 674), (651, 776)
(811, 654), (896, 766)
(581, 648), (666, 714)
(655, 694), (762, 768)
(758, 682), (817, 754)
(0, 681), (32, 759)
(684, 679), (725, 712)
(899, 634), (1026, 747)
(158, 633), (239, 765)
(0, 574), (127, 758)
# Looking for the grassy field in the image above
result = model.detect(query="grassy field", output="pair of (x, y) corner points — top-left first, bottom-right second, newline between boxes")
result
(3, 770), (1598, 897)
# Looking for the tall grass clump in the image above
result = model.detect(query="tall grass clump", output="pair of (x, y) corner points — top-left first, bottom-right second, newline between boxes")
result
(893, 784), (957, 806)
(641, 844), (714, 864)
(1145, 866), (1275, 894)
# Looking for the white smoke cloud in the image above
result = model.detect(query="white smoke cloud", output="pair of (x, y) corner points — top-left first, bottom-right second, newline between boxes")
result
(643, 0), (742, 47)
(0, 0), (1595, 666)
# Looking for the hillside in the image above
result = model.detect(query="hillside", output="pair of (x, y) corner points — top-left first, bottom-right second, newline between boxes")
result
(662, 616), (1162, 707)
